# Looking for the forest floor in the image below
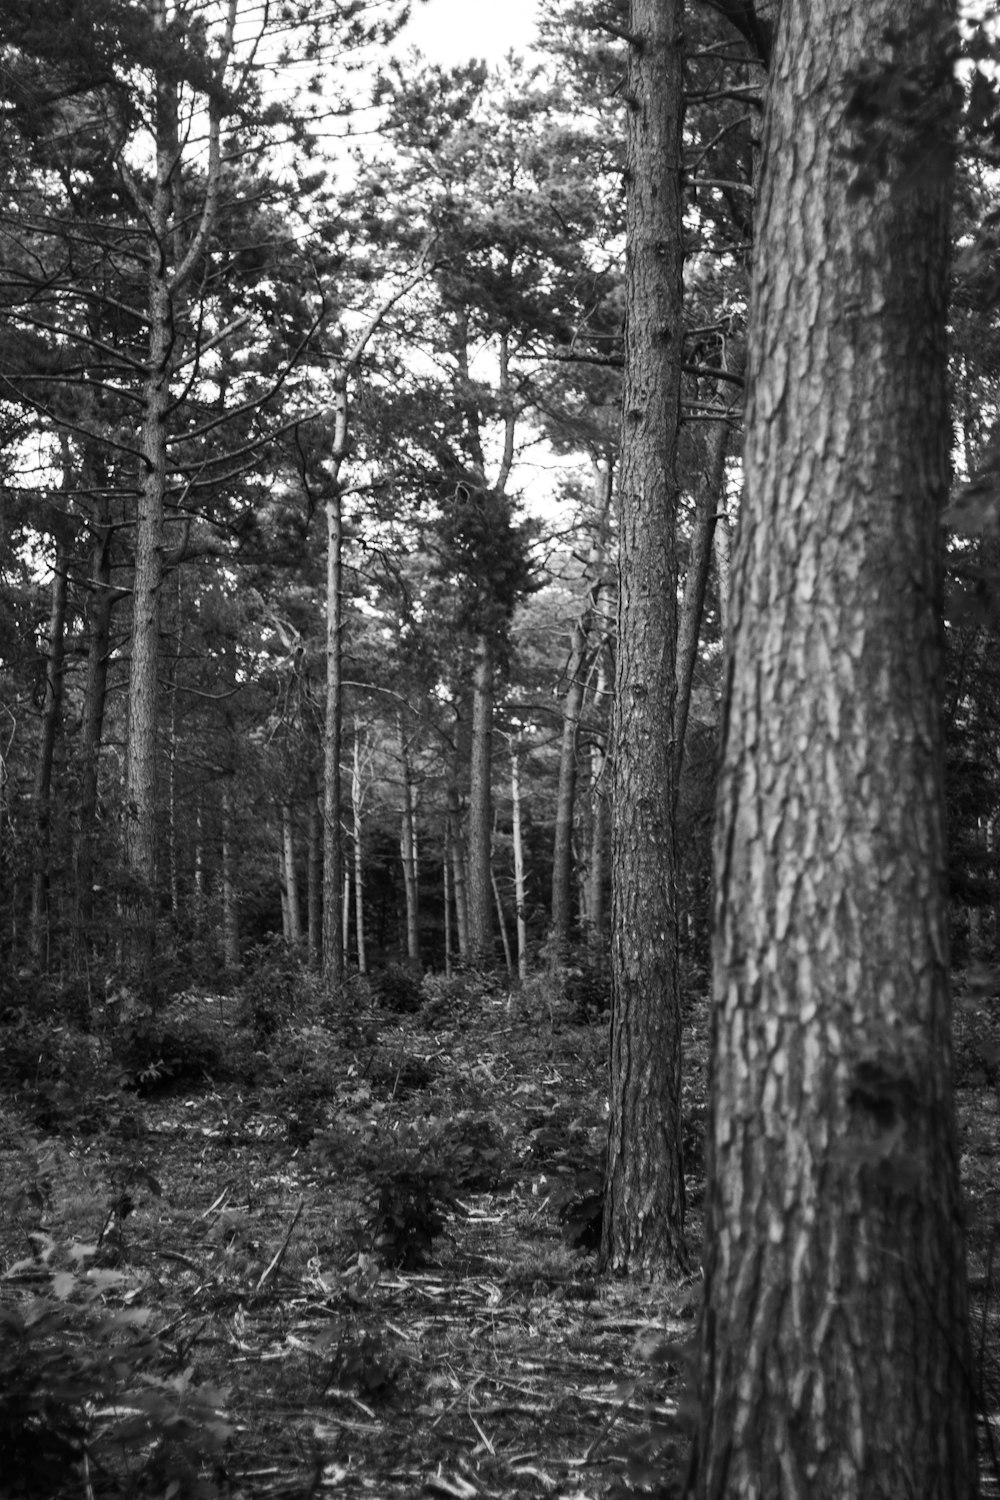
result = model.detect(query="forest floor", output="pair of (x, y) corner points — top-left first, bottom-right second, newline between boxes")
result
(1, 967), (999, 1499)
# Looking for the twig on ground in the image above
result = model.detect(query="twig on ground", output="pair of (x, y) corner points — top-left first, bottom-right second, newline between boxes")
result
(256, 1195), (304, 1292)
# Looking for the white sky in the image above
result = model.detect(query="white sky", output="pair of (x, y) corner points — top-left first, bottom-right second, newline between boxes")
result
(396, 0), (540, 66)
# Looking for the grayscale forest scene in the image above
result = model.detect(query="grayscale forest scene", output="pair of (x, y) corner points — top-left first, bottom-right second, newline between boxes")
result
(0, 0), (997, 1496)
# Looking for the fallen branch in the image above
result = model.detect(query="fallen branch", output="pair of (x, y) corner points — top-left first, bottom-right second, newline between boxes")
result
(255, 1196), (304, 1292)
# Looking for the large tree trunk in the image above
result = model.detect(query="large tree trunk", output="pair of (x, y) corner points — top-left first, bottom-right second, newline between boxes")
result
(466, 634), (494, 964)
(688, 2), (974, 1495)
(551, 460), (613, 960)
(602, 0), (687, 1278)
(121, 0), (227, 987)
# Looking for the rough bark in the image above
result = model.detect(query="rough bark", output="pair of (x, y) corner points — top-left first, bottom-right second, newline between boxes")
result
(322, 479), (344, 984)
(121, 0), (230, 984)
(399, 720), (421, 966)
(307, 788), (322, 969)
(447, 775), (470, 957)
(281, 803), (302, 946)
(511, 744), (529, 982)
(602, 0), (687, 1278)
(351, 737), (367, 975)
(466, 635), (494, 965)
(220, 781), (239, 972)
(688, 2), (974, 1495)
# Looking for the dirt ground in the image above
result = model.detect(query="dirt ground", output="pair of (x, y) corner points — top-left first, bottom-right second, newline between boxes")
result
(1, 981), (998, 1498)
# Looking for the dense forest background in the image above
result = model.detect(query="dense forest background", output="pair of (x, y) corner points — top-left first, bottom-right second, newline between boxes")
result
(0, 0), (759, 995)
(1, 0), (997, 1001)
(3, 0), (1000, 1496)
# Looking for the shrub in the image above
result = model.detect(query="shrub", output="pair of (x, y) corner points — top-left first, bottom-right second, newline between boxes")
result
(370, 963), (423, 1015)
(113, 1014), (238, 1095)
(0, 1244), (230, 1498)
(237, 937), (325, 1039)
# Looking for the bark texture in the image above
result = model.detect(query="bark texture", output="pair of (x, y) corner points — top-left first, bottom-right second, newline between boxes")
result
(466, 635), (495, 964)
(602, 0), (687, 1277)
(689, 2), (974, 1495)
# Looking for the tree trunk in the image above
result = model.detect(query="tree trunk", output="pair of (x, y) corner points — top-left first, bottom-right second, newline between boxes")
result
(688, 3), (974, 1495)
(322, 482), (344, 985)
(399, 720), (421, 966)
(307, 787), (322, 969)
(511, 743), (529, 982)
(351, 736), (367, 975)
(447, 778), (470, 957)
(466, 634), (494, 964)
(443, 824), (453, 977)
(29, 529), (69, 967)
(491, 865), (513, 977)
(588, 645), (611, 953)
(281, 803), (302, 946)
(551, 460), (613, 959)
(121, 0), (227, 988)
(221, 780), (239, 972)
(602, 0), (687, 1278)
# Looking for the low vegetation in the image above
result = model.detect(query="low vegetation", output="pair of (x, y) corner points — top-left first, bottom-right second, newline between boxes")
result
(1, 954), (998, 1498)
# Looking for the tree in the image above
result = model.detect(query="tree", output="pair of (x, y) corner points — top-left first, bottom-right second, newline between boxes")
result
(687, 3), (975, 1495)
(601, 0), (687, 1278)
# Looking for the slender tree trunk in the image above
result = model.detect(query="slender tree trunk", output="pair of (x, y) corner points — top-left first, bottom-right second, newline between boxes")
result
(588, 647), (611, 953)
(491, 866), (513, 977)
(221, 780), (239, 972)
(688, 3), (974, 1495)
(399, 720), (421, 965)
(447, 778), (470, 957)
(351, 736), (367, 975)
(443, 820), (453, 978)
(342, 865), (351, 963)
(551, 460), (613, 959)
(29, 530), (69, 967)
(511, 744), (529, 982)
(193, 796), (205, 933)
(467, 634), (494, 964)
(713, 511), (732, 643)
(282, 803), (302, 946)
(323, 481), (344, 985)
(602, 0), (687, 1277)
(307, 788), (322, 969)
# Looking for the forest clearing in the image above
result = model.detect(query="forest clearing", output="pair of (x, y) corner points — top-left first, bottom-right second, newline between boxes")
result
(2, 969), (1000, 1499)
(2, 0), (998, 1493)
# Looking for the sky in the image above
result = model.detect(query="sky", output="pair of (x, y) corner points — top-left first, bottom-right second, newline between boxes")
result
(395, 0), (541, 67)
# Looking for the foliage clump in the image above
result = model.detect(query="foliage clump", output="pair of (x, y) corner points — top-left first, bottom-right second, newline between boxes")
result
(0, 1241), (230, 1498)
(370, 963), (424, 1015)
